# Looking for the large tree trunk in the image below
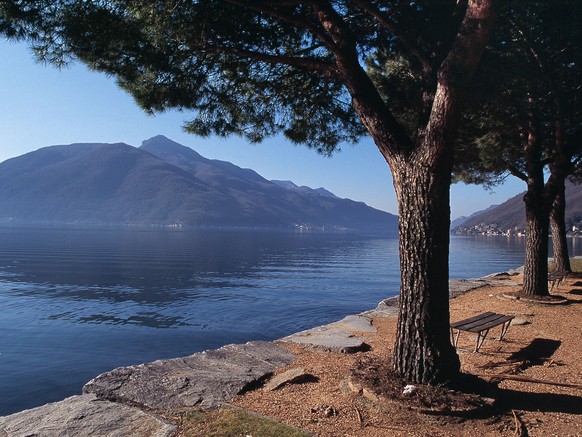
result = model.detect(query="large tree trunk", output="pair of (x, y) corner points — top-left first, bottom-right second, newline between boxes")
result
(522, 190), (550, 296)
(387, 1), (496, 384)
(520, 87), (555, 297)
(391, 149), (460, 383)
(550, 180), (571, 272)
(335, 0), (496, 384)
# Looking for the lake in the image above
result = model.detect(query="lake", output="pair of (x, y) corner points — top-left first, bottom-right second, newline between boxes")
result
(0, 226), (580, 415)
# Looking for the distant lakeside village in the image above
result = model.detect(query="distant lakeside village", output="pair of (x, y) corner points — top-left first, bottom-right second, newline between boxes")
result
(453, 222), (582, 237)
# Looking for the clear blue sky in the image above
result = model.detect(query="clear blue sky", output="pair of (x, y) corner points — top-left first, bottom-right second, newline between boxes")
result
(0, 39), (524, 219)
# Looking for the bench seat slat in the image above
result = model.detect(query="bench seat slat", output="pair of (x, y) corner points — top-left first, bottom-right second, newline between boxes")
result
(455, 313), (509, 331)
(451, 312), (505, 331)
(463, 315), (513, 333)
(450, 311), (495, 329)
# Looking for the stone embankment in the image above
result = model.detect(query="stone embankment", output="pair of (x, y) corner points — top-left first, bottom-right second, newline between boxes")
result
(0, 270), (521, 436)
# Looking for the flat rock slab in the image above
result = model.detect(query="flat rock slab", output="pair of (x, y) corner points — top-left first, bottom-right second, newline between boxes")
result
(511, 317), (531, 326)
(283, 329), (366, 353)
(501, 292), (569, 305)
(264, 367), (312, 391)
(331, 315), (376, 333)
(449, 279), (488, 297)
(0, 394), (175, 437)
(365, 297), (399, 317)
(485, 280), (523, 287)
(83, 341), (295, 410)
(449, 277), (524, 298)
(282, 317), (372, 354)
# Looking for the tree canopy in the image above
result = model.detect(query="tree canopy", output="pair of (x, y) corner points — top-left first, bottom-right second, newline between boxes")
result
(1, 1), (500, 155)
(451, 3), (582, 294)
(2, 0), (565, 384)
(455, 4), (582, 187)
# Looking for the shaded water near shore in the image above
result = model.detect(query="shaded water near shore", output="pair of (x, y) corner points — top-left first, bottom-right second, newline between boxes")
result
(1, 226), (580, 415)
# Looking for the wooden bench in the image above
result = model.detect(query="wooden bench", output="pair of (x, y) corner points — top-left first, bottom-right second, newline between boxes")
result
(450, 312), (514, 352)
(548, 270), (569, 292)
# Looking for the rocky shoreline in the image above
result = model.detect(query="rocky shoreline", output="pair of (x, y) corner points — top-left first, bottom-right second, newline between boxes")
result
(0, 270), (522, 436)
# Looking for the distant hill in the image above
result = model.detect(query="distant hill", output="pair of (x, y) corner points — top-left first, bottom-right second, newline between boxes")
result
(0, 135), (398, 233)
(450, 203), (499, 230)
(453, 180), (582, 235)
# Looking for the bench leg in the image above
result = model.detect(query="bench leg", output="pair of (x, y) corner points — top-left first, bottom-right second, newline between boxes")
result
(451, 328), (462, 348)
(549, 274), (568, 292)
(549, 279), (557, 293)
(475, 329), (491, 352)
(499, 320), (511, 341)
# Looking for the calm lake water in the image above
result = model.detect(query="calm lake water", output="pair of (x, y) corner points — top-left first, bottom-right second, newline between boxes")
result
(1, 226), (580, 415)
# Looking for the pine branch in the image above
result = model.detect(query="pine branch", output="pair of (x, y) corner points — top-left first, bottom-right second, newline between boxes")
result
(351, 0), (434, 72)
(310, 1), (415, 153)
(205, 43), (338, 78)
(225, 0), (336, 49)
(507, 16), (568, 165)
(508, 164), (528, 182)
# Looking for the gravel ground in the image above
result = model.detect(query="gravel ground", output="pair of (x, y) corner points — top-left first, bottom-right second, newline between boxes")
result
(231, 273), (582, 436)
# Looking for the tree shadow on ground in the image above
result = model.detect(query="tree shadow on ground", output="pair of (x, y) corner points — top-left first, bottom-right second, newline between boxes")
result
(497, 389), (582, 414)
(495, 338), (582, 415)
(507, 338), (561, 367)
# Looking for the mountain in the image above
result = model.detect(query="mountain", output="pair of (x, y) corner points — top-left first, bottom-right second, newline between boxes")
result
(0, 135), (398, 233)
(453, 180), (582, 235)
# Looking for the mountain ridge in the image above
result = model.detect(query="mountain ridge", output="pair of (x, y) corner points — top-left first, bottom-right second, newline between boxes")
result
(0, 136), (397, 233)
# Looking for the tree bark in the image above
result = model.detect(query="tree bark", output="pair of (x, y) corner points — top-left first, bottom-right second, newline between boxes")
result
(522, 190), (550, 296)
(320, 0), (496, 384)
(520, 87), (555, 297)
(372, 0), (496, 384)
(391, 148), (460, 383)
(550, 181), (571, 272)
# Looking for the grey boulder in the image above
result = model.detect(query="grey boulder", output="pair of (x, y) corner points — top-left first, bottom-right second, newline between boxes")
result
(83, 341), (296, 410)
(0, 394), (175, 437)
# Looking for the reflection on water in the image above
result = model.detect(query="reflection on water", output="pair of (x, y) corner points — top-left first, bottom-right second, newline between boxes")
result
(450, 235), (526, 277)
(0, 228), (397, 331)
(0, 227), (579, 415)
(0, 227), (398, 415)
